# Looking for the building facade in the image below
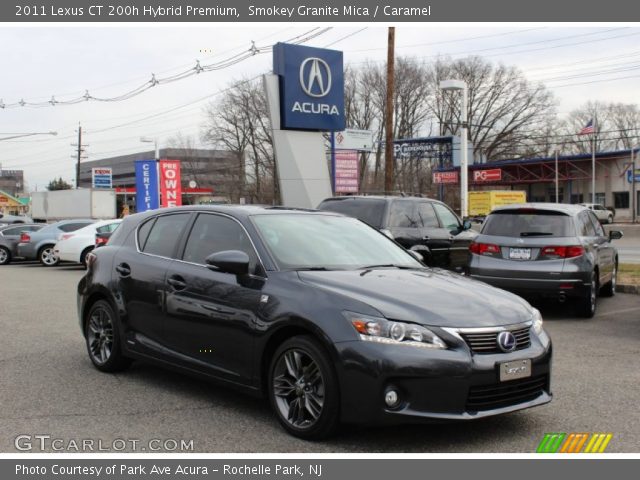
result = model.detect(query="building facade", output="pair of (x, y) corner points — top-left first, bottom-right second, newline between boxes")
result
(0, 169), (25, 197)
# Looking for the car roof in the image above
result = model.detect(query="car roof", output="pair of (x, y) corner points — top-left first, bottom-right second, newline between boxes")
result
(490, 202), (587, 216)
(319, 195), (441, 204)
(0, 223), (42, 230)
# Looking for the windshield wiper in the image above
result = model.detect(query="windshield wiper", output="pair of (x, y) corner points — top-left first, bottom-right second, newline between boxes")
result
(359, 264), (414, 270)
(519, 231), (554, 237)
(294, 266), (335, 271)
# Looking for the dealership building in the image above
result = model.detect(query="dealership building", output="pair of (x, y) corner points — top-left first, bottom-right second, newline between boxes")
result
(437, 148), (639, 222)
(77, 148), (241, 211)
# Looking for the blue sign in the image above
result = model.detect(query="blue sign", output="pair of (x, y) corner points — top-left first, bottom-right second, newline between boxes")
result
(91, 168), (112, 189)
(135, 160), (159, 212)
(627, 169), (640, 183)
(273, 42), (345, 131)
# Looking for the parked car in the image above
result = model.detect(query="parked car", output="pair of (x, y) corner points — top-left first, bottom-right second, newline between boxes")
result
(0, 223), (45, 265)
(580, 203), (615, 224)
(95, 230), (115, 248)
(317, 196), (476, 272)
(78, 206), (551, 439)
(0, 213), (33, 226)
(468, 203), (623, 318)
(54, 219), (121, 267)
(17, 219), (95, 266)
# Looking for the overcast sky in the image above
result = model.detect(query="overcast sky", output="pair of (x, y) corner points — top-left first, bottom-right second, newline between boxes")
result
(1, 25), (639, 190)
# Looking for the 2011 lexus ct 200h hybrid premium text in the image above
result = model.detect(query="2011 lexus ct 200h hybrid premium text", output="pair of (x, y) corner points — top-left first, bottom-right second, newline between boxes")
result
(78, 206), (552, 439)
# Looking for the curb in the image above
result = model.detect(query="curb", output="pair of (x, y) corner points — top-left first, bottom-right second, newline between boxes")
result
(618, 284), (640, 294)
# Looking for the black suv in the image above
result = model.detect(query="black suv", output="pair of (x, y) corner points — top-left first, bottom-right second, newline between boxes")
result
(317, 196), (476, 271)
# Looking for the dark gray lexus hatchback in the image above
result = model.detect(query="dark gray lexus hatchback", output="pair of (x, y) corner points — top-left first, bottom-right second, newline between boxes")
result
(469, 203), (623, 318)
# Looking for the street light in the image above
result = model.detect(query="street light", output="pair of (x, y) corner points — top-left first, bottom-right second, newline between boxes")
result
(139, 136), (159, 161)
(439, 79), (469, 218)
(0, 131), (57, 141)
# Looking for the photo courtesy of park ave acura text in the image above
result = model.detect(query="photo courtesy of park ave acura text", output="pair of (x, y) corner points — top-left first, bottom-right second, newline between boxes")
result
(1, 0), (640, 467)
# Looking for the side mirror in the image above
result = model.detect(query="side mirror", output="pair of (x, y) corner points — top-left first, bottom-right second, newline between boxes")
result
(609, 230), (623, 241)
(409, 245), (431, 266)
(462, 220), (472, 231)
(205, 250), (250, 276)
(408, 250), (423, 262)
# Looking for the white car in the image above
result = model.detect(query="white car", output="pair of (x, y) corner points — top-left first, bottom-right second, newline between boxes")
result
(54, 219), (121, 266)
(580, 203), (615, 224)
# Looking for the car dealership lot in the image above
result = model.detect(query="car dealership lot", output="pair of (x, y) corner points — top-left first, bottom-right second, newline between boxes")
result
(1, 263), (639, 453)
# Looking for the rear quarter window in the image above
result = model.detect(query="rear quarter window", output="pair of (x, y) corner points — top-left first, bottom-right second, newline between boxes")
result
(317, 199), (387, 228)
(482, 210), (576, 237)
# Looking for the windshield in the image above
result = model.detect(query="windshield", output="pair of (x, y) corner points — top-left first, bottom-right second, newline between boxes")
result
(252, 214), (422, 270)
(482, 210), (575, 237)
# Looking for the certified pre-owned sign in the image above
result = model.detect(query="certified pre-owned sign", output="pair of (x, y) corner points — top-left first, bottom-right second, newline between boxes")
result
(273, 42), (345, 131)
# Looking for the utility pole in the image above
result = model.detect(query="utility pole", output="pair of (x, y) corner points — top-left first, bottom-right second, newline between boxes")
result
(71, 123), (88, 189)
(384, 27), (395, 194)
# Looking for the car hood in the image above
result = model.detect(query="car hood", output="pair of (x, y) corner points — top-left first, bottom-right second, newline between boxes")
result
(298, 268), (533, 328)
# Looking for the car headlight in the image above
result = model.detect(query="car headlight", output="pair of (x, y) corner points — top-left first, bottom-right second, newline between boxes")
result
(531, 308), (544, 335)
(344, 311), (447, 349)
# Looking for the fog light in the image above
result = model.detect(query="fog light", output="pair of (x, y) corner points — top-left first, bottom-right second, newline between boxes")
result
(384, 390), (399, 408)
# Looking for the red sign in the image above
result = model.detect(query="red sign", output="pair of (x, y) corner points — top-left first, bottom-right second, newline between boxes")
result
(473, 169), (502, 182)
(159, 160), (182, 208)
(432, 171), (459, 184)
(334, 150), (359, 193)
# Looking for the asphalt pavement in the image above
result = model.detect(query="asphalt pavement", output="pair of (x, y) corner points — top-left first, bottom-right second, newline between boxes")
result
(1, 263), (639, 453)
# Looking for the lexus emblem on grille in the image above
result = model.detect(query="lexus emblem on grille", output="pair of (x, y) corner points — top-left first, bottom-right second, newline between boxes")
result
(497, 331), (517, 352)
(299, 57), (332, 97)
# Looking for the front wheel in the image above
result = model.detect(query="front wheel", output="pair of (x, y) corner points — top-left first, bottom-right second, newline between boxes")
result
(601, 263), (617, 297)
(576, 271), (598, 318)
(607, 215), (613, 224)
(0, 246), (11, 265)
(39, 245), (59, 267)
(268, 336), (340, 440)
(85, 300), (132, 372)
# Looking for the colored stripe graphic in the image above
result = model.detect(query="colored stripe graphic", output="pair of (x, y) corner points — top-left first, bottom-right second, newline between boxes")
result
(539, 433), (613, 453)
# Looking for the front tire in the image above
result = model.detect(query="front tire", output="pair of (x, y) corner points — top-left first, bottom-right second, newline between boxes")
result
(268, 336), (340, 440)
(84, 300), (131, 372)
(607, 215), (613, 224)
(576, 271), (598, 318)
(0, 246), (11, 265)
(39, 245), (59, 267)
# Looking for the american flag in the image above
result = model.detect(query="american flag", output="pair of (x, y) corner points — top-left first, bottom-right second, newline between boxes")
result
(579, 119), (595, 135)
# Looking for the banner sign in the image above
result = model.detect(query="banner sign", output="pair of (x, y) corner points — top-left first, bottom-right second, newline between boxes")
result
(627, 169), (640, 183)
(91, 167), (113, 188)
(433, 171), (459, 184)
(335, 129), (374, 151)
(334, 150), (359, 193)
(273, 42), (345, 131)
(159, 160), (182, 208)
(134, 160), (159, 212)
(393, 137), (454, 167)
(473, 169), (502, 182)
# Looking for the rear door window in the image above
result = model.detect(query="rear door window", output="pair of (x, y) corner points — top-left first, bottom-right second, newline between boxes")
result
(317, 199), (386, 228)
(416, 202), (439, 227)
(388, 201), (420, 228)
(482, 210), (575, 237)
(142, 214), (191, 258)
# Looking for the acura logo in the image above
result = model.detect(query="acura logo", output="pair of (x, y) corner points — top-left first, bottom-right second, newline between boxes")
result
(299, 57), (332, 98)
(497, 331), (517, 352)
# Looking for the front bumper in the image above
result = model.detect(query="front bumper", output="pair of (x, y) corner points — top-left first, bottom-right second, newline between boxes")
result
(334, 332), (552, 425)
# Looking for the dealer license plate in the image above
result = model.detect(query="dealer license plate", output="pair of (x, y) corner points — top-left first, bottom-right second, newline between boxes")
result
(509, 248), (531, 260)
(499, 359), (532, 382)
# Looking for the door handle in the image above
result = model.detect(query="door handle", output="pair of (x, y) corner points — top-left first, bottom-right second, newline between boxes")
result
(422, 235), (430, 241)
(115, 263), (131, 277)
(167, 275), (187, 291)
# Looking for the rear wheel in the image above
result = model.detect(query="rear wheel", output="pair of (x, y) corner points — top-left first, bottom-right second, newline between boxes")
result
(80, 246), (94, 268)
(601, 262), (617, 297)
(607, 215), (613, 224)
(39, 245), (59, 266)
(85, 300), (131, 372)
(268, 336), (340, 440)
(576, 271), (598, 318)
(0, 246), (11, 265)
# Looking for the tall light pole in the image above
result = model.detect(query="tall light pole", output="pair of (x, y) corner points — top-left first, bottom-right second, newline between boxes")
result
(632, 145), (639, 223)
(384, 27), (395, 194)
(440, 79), (469, 218)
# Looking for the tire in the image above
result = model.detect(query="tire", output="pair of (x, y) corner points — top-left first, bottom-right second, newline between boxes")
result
(576, 270), (598, 318)
(84, 299), (132, 372)
(607, 215), (613, 224)
(38, 245), (59, 267)
(601, 262), (617, 297)
(80, 246), (94, 268)
(0, 246), (11, 265)
(268, 335), (340, 440)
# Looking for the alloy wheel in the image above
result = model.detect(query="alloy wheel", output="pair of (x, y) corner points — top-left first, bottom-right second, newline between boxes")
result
(611, 264), (617, 293)
(0, 247), (9, 265)
(86, 306), (114, 365)
(589, 272), (597, 314)
(40, 247), (58, 266)
(272, 349), (325, 429)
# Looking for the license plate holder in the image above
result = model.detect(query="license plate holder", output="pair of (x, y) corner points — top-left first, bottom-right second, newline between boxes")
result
(499, 359), (532, 382)
(509, 248), (531, 260)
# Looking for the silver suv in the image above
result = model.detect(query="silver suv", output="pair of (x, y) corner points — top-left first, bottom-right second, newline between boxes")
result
(468, 203), (622, 318)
